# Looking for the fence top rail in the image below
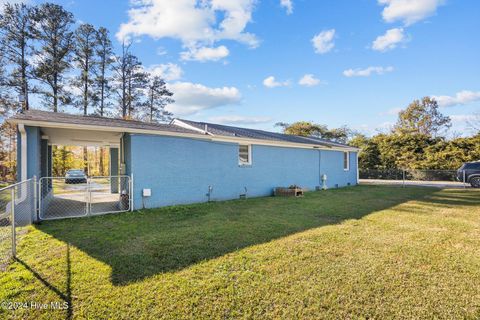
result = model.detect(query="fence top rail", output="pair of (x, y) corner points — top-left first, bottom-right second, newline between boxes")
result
(39, 175), (131, 180)
(88, 176), (131, 179)
(361, 169), (462, 172)
(0, 179), (33, 193)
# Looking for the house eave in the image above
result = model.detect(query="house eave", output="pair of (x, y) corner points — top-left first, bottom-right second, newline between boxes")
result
(8, 118), (360, 152)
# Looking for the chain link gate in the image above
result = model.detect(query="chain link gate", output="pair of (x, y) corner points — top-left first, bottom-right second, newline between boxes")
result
(39, 176), (131, 220)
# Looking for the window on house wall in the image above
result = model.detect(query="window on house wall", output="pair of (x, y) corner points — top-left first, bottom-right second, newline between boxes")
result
(239, 144), (251, 165)
(343, 151), (349, 171)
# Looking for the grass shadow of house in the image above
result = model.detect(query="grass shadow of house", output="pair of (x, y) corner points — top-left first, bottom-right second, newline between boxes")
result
(35, 186), (459, 286)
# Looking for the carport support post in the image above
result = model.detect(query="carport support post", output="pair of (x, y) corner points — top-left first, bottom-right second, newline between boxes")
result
(110, 148), (119, 193)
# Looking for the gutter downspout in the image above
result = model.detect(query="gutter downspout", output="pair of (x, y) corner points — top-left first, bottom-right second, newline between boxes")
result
(356, 152), (360, 185)
(18, 124), (27, 181)
(16, 124), (32, 221)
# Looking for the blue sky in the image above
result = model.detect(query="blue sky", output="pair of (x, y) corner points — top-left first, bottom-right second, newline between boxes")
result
(17, 0), (480, 135)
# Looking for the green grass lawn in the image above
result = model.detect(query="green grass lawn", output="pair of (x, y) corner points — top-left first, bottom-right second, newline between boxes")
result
(1, 185), (480, 319)
(0, 184), (9, 202)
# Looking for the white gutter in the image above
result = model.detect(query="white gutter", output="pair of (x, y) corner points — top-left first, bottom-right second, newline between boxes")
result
(18, 124), (27, 181)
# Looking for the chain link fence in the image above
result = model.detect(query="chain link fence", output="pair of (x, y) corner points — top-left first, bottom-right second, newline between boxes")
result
(360, 169), (469, 188)
(39, 176), (131, 220)
(0, 179), (36, 269)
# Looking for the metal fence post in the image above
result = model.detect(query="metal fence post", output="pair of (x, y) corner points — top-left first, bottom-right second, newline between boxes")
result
(130, 174), (134, 212)
(87, 178), (91, 216)
(33, 175), (38, 223)
(11, 187), (16, 258)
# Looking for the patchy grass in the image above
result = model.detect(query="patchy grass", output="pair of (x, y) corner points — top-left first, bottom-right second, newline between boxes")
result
(0, 185), (10, 202)
(1, 185), (480, 319)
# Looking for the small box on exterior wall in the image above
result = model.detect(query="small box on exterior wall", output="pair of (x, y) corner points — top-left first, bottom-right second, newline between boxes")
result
(143, 189), (151, 197)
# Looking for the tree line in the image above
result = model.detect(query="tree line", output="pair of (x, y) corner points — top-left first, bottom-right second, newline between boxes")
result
(0, 2), (174, 120)
(277, 97), (480, 171)
(0, 2), (175, 180)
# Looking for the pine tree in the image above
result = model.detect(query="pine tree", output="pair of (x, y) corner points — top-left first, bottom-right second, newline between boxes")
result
(112, 42), (129, 118)
(112, 42), (147, 118)
(124, 53), (147, 118)
(94, 27), (114, 117)
(32, 3), (74, 112)
(0, 3), (35, 110)
(0, 46), (16, 115)
(145, 75), (174, 123)
(72, 23), (98, 116)
(93, 28), (114, 176)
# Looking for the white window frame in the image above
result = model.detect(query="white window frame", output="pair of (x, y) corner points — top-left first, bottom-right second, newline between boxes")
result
(343, 151), (350, 171)
(238, 144), (252, 166)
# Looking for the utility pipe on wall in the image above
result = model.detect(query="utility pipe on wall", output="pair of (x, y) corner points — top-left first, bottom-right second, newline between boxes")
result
(18, 124), (27, 181)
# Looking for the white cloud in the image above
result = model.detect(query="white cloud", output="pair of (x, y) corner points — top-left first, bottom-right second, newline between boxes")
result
(208, 115), (272, 125)
(380, 107), (403, 116)
(378, 0), (445, 26)
(433, 90), (480, 108)
(450, 114), (476, 123)
(378, 121), (395, 131)
(145, 63), (183, 81)
(156, 47), (167, 56)
(117, 0), (258, 61)
(180, 45), (229, 62)
(280, 0), (293, 14)
(298, 74), (321, 87)
(372, 28), (406, 52)
(311, 29), (335, 54)
(449, 114), (479, 135)
(263, 76), (290, 88)
(343, 66), (394, 77)
(166, 82), (241, 115)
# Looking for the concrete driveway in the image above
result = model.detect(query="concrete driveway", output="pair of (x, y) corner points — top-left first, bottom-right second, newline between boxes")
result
(360, 179), (469, 189)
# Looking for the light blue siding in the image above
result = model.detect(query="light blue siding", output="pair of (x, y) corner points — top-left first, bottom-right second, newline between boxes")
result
(319, 150), (358, 188)
(127, 134), (358, 209)
(19, 127), (357, 210)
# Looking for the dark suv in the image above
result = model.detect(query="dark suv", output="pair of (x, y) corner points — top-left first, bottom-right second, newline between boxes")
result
(457, 162), (480, 188)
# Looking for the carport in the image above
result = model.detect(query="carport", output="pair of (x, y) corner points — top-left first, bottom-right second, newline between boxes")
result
(10, 111), (132, 220)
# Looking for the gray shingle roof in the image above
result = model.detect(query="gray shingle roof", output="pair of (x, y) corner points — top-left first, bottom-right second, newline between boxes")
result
(177, 119), (356, 149)
(10, 110), (200, 135)
(9, 110), (357, 150)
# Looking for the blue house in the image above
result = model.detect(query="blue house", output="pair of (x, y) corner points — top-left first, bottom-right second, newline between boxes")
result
(10, 110), (358, 219)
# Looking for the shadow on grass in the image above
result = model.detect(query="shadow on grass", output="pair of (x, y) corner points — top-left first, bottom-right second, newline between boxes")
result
(33, 186), (478, 286)
(15, 243), (73, 319)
